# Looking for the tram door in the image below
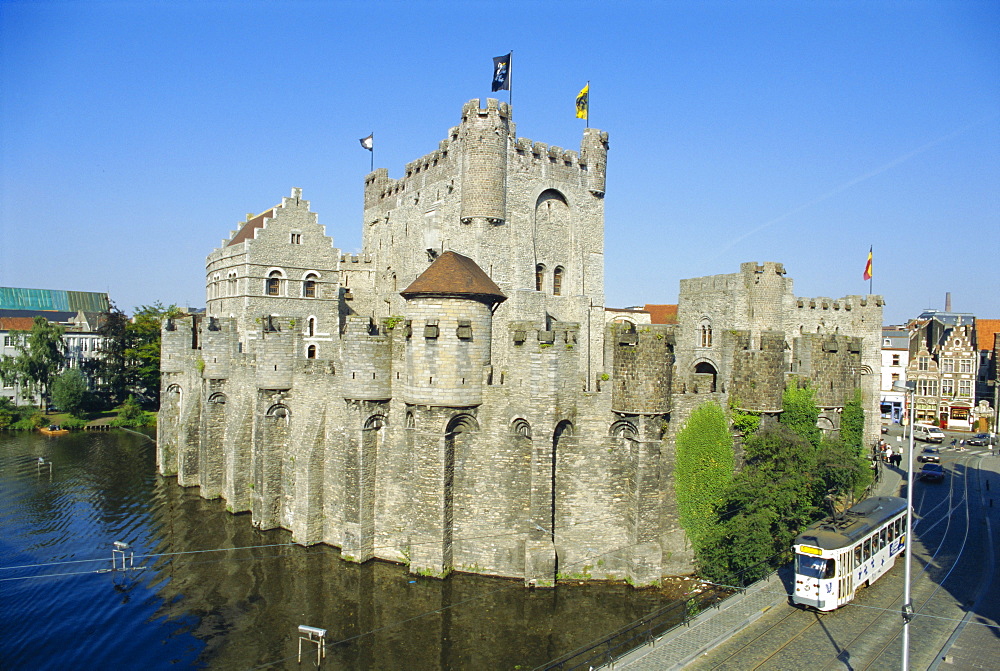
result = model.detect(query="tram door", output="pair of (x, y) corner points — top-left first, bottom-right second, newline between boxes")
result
(839, 551), (853, 601)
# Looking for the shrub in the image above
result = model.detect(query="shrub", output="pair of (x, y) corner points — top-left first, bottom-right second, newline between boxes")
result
(11, 414), (46, 431)
(110, 395), (152, 428)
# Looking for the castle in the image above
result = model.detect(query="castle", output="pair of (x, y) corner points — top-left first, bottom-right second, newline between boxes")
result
(157, 98), (883, 586)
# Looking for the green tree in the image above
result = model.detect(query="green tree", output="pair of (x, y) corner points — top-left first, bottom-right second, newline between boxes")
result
(698, 424), (820, 585)
(675, 402), (735, 552)
(779, 381), (821, 447)
(5, 317), (65, 409)
(86, 302), (180, 409)
(0, 397), (15, 429)
(816, 436), (872, 504)
(51, 368), (90, 417)
(127, 302), (181, 407)
(0, 352), (26, 405)
(86, 304), (129, 407)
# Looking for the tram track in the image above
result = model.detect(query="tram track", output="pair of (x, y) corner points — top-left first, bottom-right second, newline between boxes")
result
(690, 451), (984, 671)
(855, 452), (982, 670)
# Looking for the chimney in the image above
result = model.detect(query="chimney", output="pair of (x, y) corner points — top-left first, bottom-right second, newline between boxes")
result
(945, 292), (952, 313)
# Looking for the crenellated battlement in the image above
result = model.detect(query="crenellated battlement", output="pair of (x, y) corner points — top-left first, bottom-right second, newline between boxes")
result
(460, 97), (511, 121)
(794, 295), (885, 312)
(339, 254), (374, 265)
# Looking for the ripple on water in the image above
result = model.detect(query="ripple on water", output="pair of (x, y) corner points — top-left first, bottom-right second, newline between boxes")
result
(1, 429), (698, 670)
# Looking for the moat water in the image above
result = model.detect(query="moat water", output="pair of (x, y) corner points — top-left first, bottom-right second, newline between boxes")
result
(1, 430), (692, 669)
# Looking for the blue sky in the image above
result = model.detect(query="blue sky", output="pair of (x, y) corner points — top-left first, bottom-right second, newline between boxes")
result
(1, 0), (997, 324)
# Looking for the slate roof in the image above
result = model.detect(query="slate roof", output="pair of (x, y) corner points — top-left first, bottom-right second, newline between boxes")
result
(0, 309), (77, 323)
(400, 252), (507, 305)
(228, 208), (277, 246)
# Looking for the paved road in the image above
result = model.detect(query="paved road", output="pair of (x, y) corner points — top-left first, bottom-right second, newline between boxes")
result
(619, 433), (1000, 670)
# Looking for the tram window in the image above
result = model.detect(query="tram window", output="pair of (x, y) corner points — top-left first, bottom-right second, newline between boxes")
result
(797, 554), (833, 579)
(863, 539), (871, 561)
(887, 524), (895, 542)
(854, 545), (862, 566)
(880, 529), (887, 548)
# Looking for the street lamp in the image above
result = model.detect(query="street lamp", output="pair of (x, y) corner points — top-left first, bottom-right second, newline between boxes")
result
(892, 380), (916, 670)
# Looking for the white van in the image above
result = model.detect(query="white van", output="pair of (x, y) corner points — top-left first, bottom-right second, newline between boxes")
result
(913, 424), (945, 443)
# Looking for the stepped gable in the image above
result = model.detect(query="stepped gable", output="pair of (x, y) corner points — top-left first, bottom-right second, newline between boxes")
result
(400, 251), (507, 306)
(227, 207), (277, 246)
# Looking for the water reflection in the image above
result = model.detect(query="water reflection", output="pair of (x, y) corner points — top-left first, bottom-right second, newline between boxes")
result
(1, 431), (692, 669)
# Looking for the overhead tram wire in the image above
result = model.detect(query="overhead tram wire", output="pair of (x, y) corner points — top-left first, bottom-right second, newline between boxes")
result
(0, 512), (622, 582)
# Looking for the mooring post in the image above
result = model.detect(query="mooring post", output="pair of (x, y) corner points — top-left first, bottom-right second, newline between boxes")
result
(297, 625), (326, 666)
(112, 541), (133, 571)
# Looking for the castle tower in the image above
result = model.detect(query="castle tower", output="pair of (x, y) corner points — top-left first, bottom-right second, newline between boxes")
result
(459, 98), (510, 226)
(400, 251), (507, 407)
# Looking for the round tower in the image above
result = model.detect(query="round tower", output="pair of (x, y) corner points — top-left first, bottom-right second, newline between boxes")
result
(401, 252), (507, 407)
(459, 98), (510, 226)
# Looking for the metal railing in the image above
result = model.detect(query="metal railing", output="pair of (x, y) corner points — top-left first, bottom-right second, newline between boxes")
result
(534, 599), (690, 671)
(535, 553), (792, 671)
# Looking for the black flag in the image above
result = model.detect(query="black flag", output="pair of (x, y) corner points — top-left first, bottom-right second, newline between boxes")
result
(491, 53), (511, 92)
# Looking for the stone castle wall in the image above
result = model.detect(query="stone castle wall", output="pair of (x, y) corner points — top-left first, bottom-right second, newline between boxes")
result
(158, 99), (883, 587)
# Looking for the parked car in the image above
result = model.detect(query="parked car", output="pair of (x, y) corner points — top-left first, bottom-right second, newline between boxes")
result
(919, 463), (945, 482)
(917, 447), (941, 463)
(967, 433), (990, 447)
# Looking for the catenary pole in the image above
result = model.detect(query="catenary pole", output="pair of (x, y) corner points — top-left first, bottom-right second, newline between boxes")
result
(902, 384), (914, 670)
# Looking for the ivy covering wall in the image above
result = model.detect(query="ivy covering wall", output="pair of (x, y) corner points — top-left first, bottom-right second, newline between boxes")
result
(674, 401), (735, 553)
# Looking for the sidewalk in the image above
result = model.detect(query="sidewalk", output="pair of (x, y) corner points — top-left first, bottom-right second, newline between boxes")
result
(613, 462), (905, 670)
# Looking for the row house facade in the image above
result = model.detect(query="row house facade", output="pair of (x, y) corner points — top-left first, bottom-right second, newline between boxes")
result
(906, 310), (981, 431)
(879, 326), (909, 424)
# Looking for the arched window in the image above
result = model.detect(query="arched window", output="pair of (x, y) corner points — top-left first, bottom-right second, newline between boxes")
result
(303, 273), (318, 298)
(228, 271), (237, 296)
(553, 266), (564, 296)
(266, 270), (283, 296)
(535, 264), (546, 292)
(510, 418), (532, 438)
(307, 317), (316, 337)
(306, 345), (316, 359)
(610, 420), (638, 439)
(699, 318), (713, 348)
(266, 404), (289, 420)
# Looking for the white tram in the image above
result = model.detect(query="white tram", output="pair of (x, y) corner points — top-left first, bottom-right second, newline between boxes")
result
(792, 496), (908, 611)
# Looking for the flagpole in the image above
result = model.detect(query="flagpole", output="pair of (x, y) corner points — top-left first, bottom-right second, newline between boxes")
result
(869, 245), (873, 295)
(370, 133), (374, 173)
(586, 80), (590, 129)
(509, 50), (513, 111)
